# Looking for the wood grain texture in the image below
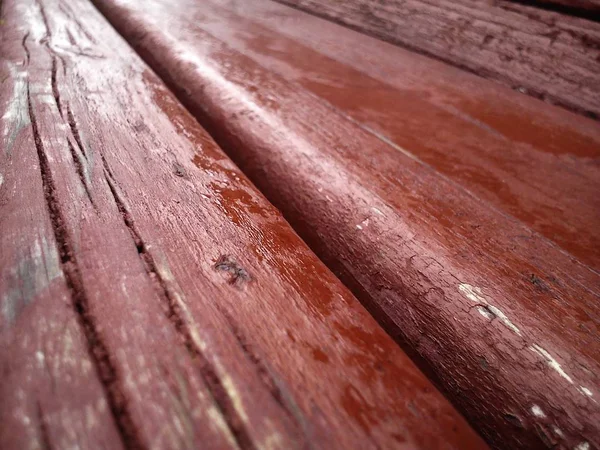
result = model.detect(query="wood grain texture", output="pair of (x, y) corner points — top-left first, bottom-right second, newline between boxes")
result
(510, 0), (600, 15)
(0, 0), (487, 449)
(169, 0), (600, 275)
(273, 0), (600, 119)
(0, 7), (124, 448)
(91, 0), (600, 448)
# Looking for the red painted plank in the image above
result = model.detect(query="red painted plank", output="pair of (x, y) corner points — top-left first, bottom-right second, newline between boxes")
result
(1, 0), (487, 448)
(0, 17), (124, 450)
(508, 0), (600, 15)
(273, 0), (600, 118)
(193, 0), (600, 270)
(91, 0), (600, 448)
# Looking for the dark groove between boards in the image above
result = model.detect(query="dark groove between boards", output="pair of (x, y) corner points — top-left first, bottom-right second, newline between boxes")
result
(100, 155), (258, 450)
(27, 81), (142, 450)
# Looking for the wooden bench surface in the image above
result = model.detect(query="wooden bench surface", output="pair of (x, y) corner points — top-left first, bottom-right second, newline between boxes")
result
(197, 0), (600, 269)
(90, 0), (600, 448)
(0, 0), (489, 449)
(274, 0), (600, 118)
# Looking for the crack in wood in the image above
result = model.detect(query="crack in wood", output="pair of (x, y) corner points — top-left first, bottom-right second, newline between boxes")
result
(65, 104), (88, 161)
(58, 0), (99, 45)
(50, 56), (62, 118)
(100, 155), (258, 450)
(27, 82), (142, 450)
(66, 138), (94, 206)
(217, 306), (312, 447)
(21, 32), (31, 66)
(36, 401), (53, 450)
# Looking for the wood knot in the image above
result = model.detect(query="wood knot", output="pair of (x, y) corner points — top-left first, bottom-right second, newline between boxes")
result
(214, 255), (251, 288)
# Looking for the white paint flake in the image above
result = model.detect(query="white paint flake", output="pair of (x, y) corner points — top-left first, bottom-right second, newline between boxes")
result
(531, 405), (546, 418)
(35, 351), (45, 366)
(530, 345), (573, 383)
(356, 218), (370, 230)
(458, 284), (521, 335)
(580, 386), (593, 397)
(574, 442), (590, 450)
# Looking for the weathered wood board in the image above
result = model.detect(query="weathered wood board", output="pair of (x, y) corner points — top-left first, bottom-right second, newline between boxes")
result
(91, 0), (600, 448)
(166, 0), (600, 272)
(0, 11), (124, 448)
(0, 0), (488, 448)
(510, 0), (600, 16)
(273, 0), (600, 119)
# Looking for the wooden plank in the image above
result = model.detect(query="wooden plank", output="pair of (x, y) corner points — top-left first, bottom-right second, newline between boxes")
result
(0, 8), (124, 449)
(509, 0), (600, 16)
(272, 0), (600, 119)
(163, 0), (600, 271)
(1, 0), (487, 448)
(91, 0), (600, 448)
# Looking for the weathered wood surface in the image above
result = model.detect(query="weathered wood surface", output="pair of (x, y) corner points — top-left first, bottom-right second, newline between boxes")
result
(511, 0), (600, 15)
(0, 0), (489, 448)
(273, 0), (600, 119)
(92, 0), (600, 448)
(0, 9), (124, 448)
(167, 0), (600, 271)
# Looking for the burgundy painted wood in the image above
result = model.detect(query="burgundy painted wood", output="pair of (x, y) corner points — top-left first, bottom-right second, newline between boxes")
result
(273, 0), (600, 119)
(510, 0), (600, 15)
(151, 0), (600, 271)
(0, 13), (124, 448)
(0, 0), (488, 448)
(91, 0), (600, 448)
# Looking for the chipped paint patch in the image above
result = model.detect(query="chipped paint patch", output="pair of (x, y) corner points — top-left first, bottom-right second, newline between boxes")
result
(575, 442), (590, 450)
(531, 405), (545, 418)
(458, 284), (521, 335)
(221, 374), (249, 425)
(2, 64), (30, 154)
(530, 345), (573, 383)
(2, 237), (62, 324)
(35, 351), (45, 366)
(356, 218), (370, 230)
(206, 405), (238, 447)
(371, 207), (384, 216)
(553, 427), (564, 438)
(478, 306), (495, 320)
(262, 426), (284, 450)
(579, 386), (593, 397)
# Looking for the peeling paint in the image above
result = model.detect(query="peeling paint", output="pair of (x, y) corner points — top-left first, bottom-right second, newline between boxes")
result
(458, 284), (521, 335)
(221, 374), (249, 425)
(35, 350), (45, 366)
(2, 64), (30, 154)
(574, 442), (590, 450)
(2, 237), (62, 324)
(579, 386), (593, 397)
(371, 207), (384, 216)
(530, 404), (545, 418)
(530, 344), (573, 384)
(206, 405), (238, 447)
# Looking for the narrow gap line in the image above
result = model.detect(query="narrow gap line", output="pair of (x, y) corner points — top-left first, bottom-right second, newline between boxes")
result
(100, 155), (257, 450)
(27, 80), (143, 450)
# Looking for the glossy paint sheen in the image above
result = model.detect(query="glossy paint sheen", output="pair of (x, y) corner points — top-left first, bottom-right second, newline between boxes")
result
(91, 0), (600, 448)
